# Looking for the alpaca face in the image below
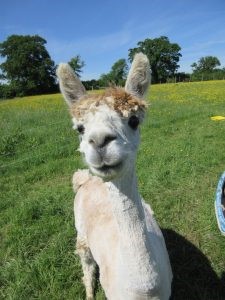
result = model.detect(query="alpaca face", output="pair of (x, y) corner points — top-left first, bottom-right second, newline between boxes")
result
(57, 53), (151, 180)
(73, 103), (141, 179)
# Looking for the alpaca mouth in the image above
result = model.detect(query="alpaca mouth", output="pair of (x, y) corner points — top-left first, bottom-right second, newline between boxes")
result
(95, 162), (122, 172)
(92, 161), (123, 177)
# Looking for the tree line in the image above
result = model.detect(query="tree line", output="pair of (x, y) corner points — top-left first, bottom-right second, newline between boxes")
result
(0, 34), (224, 99)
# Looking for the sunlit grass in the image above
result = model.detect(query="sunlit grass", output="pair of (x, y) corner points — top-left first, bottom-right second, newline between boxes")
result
(1, 81), (225, 299)
(150, 80), (225, 103)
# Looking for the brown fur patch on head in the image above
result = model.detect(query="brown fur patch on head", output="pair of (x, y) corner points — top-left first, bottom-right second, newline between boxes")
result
(70, 87), (147, 120)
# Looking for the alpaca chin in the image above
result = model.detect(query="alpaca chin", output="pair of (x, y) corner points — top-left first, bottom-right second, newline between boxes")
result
(89, 160), (125, 180)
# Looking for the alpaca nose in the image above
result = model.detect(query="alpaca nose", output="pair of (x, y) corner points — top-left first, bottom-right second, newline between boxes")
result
(88, 133), (117, 149)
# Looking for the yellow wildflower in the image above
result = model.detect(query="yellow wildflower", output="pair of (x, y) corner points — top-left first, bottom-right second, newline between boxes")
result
(211, 116), (225, 121)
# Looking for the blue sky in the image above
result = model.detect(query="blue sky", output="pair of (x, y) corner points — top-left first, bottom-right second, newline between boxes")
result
(1, 0), (225, 80)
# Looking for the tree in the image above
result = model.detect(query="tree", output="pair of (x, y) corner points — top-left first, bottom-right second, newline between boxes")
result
(128, 36), (182, 83)
(99, 73), (113, 87)
(68, 55), (85, 78)
(190, 56), (223, 81)
(82, 79), (100, 90)
(109, 59), (128, 85)
(0, 35), (57, 97)
(191, 56), (221, 73)
(99, 58), (128, 86)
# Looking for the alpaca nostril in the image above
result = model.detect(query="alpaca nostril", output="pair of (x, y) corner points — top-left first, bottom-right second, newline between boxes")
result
(102, 135), (117, 147)
(88, 135), (116, 148)
(89, 138), (95, 145)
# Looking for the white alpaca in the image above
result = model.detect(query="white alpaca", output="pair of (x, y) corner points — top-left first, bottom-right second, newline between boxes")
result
(57, 53), (173, 300)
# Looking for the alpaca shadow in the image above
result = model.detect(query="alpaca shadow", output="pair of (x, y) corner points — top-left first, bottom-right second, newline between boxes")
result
(162, 229), (225, 300)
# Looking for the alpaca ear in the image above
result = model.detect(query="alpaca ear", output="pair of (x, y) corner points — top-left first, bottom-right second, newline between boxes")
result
(125, 53), (151, 98)
(56, 63), (86, 106)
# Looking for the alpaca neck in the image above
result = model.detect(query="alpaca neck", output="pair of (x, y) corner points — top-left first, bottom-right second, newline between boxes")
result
(106, 166), (159, 292)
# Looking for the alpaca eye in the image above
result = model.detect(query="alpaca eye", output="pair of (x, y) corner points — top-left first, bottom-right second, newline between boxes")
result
(77, 124), (85, 134)
(128, 115), (139, 130)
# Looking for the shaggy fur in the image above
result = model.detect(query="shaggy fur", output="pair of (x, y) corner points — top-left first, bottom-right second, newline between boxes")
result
(70, 87), (147, 120)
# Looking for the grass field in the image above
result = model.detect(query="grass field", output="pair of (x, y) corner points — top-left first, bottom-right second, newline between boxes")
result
(1, 80), (225, 299)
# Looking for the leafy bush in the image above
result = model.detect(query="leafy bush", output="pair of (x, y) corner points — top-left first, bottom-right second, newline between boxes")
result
(0, 83), (16, 99)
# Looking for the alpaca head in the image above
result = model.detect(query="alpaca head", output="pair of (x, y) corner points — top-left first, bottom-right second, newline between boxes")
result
(57, 53), (151, 180)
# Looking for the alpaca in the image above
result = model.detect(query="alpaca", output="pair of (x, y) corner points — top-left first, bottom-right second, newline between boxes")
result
(57, 53), (173, 300)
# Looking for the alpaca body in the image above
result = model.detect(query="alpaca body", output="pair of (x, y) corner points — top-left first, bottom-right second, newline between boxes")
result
(57, 53), (173, 299)
(73, 169), (172, 300)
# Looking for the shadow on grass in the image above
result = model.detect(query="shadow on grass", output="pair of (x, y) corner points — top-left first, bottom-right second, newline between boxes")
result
(163, 229), (225, 300)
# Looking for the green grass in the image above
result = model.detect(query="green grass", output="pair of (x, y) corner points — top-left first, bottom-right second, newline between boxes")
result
(1, 81), (225, 299)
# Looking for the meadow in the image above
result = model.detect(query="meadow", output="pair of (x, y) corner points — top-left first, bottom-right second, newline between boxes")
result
(1, 80), (225, 299)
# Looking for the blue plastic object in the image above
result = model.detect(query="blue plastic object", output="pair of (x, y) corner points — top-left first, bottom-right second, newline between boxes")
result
(215, 172), (225, 235)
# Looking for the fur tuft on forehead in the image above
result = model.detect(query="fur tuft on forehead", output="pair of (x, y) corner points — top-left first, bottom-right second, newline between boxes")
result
(70, 87), (148, 120)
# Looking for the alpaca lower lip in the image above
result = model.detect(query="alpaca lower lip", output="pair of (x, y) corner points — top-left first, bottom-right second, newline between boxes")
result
(95, 162), (122, 172)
